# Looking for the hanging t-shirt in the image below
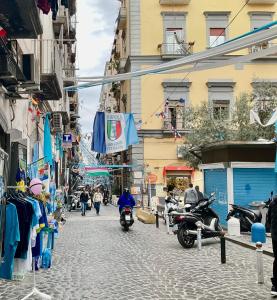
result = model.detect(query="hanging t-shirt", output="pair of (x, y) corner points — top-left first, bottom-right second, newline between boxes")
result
(32, 201), (48, 258)
(0, 203), (20, 280)
(9, 198), (34, 259)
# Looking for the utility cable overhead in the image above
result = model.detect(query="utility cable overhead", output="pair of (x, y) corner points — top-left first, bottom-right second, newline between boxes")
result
(126, 0), (259, 126)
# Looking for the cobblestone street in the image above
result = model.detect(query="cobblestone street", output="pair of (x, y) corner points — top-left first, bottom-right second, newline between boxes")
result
(0, 205), (275, 300)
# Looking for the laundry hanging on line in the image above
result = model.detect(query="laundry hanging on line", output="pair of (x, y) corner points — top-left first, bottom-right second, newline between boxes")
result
(250, 109), (277, 127)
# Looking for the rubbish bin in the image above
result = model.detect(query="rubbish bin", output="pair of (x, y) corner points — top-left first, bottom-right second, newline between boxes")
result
(251, 223), (266, 243)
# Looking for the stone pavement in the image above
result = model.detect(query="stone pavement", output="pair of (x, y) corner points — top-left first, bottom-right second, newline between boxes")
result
(0, 205), (275, 300)
(226, 233), (274, 257)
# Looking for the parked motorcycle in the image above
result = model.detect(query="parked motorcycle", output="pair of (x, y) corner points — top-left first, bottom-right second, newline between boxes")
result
(226, 192), (273, 232)
(172, 193), (223, 248)
(164, 196), (182, 225)
(68, 194), (80, 212)
(120, 206), (134, 231)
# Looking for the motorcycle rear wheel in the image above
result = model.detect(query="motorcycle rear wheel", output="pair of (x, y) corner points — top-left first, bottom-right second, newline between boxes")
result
(123, 225), (129, 231)
(177, 227), (195, 249)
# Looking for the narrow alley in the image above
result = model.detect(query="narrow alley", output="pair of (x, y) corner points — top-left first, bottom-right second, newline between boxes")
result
(0, 205), (274, 300)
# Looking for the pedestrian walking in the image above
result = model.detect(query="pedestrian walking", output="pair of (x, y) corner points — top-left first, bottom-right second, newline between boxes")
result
(93, 188), (103, 215)
(80, 188), (89, 216)
(184, 183), (198, 208)
(195, 185), (204, 202)
(267, 195), (277, 295)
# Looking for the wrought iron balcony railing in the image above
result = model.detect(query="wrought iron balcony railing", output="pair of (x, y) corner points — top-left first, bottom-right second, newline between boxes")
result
(158, 42), (193, 57)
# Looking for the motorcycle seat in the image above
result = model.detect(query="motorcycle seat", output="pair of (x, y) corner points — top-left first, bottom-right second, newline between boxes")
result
(252, 210), (262, 218)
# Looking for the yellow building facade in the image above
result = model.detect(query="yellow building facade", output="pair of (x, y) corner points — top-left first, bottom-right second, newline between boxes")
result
(103, 0), (277, 194)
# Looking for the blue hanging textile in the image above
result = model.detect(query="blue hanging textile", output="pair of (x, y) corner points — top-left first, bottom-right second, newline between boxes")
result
(44, 113), (53, 167)
(31, 142), (39, 178)
(55, 133), (63, 159)
(91, 112), (106, 153)
(124, 113), (139, 147)
(275, 122), (277, 173)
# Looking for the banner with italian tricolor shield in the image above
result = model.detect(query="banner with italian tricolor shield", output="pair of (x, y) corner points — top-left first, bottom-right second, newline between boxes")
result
(105, 113), (127, 154)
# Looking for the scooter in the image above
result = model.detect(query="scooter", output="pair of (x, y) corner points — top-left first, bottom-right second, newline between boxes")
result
(68, 194), (80, 211)
(103, 194), (109, 206)
(164, 196), (182, 225)
(172, 193), (223, 249)
(226, 192), (273, 232)
(120, 206), (134, 231)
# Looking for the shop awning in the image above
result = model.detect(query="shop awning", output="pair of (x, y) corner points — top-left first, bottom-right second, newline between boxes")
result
(163, 166), (194, 176)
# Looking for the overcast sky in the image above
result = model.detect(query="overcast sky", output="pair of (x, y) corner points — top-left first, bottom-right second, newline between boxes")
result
(77, 0), (120, 134)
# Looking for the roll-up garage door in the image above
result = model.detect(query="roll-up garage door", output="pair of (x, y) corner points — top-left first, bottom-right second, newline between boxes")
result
(233, 168), (277, 207)
(204, 169), (228, 225)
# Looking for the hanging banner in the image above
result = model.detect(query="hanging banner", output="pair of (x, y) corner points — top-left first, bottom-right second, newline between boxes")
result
(105, 113), (127, 154)
(92, 112), (139, 154)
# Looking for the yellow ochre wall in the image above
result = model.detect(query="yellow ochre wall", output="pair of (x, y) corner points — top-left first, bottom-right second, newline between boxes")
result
(141, 63), (277, 130)
(140, 0), (277, 55)
(127, 0), (277, 189)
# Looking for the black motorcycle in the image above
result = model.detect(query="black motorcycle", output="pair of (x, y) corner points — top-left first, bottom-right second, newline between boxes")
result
(103, 190), (109, 206)
(226, 192), (273, 232)
(120, 206), (134, 231)
(173, 193), (223, 248)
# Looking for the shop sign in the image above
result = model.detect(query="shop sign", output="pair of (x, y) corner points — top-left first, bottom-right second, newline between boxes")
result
(131, 186), (141, 195)
(147, 173), (157, 184)
(63, 133), (72, 148)
(133, 171), (142, 179)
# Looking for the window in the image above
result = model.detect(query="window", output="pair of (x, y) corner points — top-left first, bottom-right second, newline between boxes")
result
(249, 12), (273, 53)
(165, 28), (184, 54)
(204, 12), (230, 48)
(251, 80), (277, 110)
(207, 80), (235, 120)
(249, 12), (273, 30)
(162, 12), (186, 54)
(209, 28), (226, 47)
(162, 80), (191, 130)
(213, 100), (230, 120)
(169, 107), (177, 128)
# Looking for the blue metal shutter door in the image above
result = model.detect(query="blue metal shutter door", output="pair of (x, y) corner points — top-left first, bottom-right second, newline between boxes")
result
(204, 169), (228, 225)
(233, 168), (277, 206)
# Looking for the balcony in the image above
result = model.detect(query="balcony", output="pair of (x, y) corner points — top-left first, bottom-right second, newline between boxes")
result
(248, 42), (277, 56)
(53, 0), (70, 38)
(118, 58), (127, 74)
(160, 0), (190, 4)
(69, 0), (76, 16)
(39, 41), (63, 101)
(158, 42), (193, 58)
(246, 0), (277, 4)
(118, 7), (127, 30)
(0, 0), (42, 38)
(64, 68), (76, 88)
(0, 39), (25, 88)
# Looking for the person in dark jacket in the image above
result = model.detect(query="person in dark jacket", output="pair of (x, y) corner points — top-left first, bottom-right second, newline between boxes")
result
(117, 188), (136, 214)
(80, 188), (89, 216)
(267, 195), (277, 295)
(195, 186), (204, 202)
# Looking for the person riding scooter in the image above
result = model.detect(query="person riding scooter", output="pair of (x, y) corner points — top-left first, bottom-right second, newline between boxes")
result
(118, 188), (136, 214)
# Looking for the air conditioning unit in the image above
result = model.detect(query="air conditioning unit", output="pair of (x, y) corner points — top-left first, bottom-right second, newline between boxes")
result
(52, 113), (62, 133)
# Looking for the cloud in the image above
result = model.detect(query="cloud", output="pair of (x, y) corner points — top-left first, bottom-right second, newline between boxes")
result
(77, 0), (119, 132)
